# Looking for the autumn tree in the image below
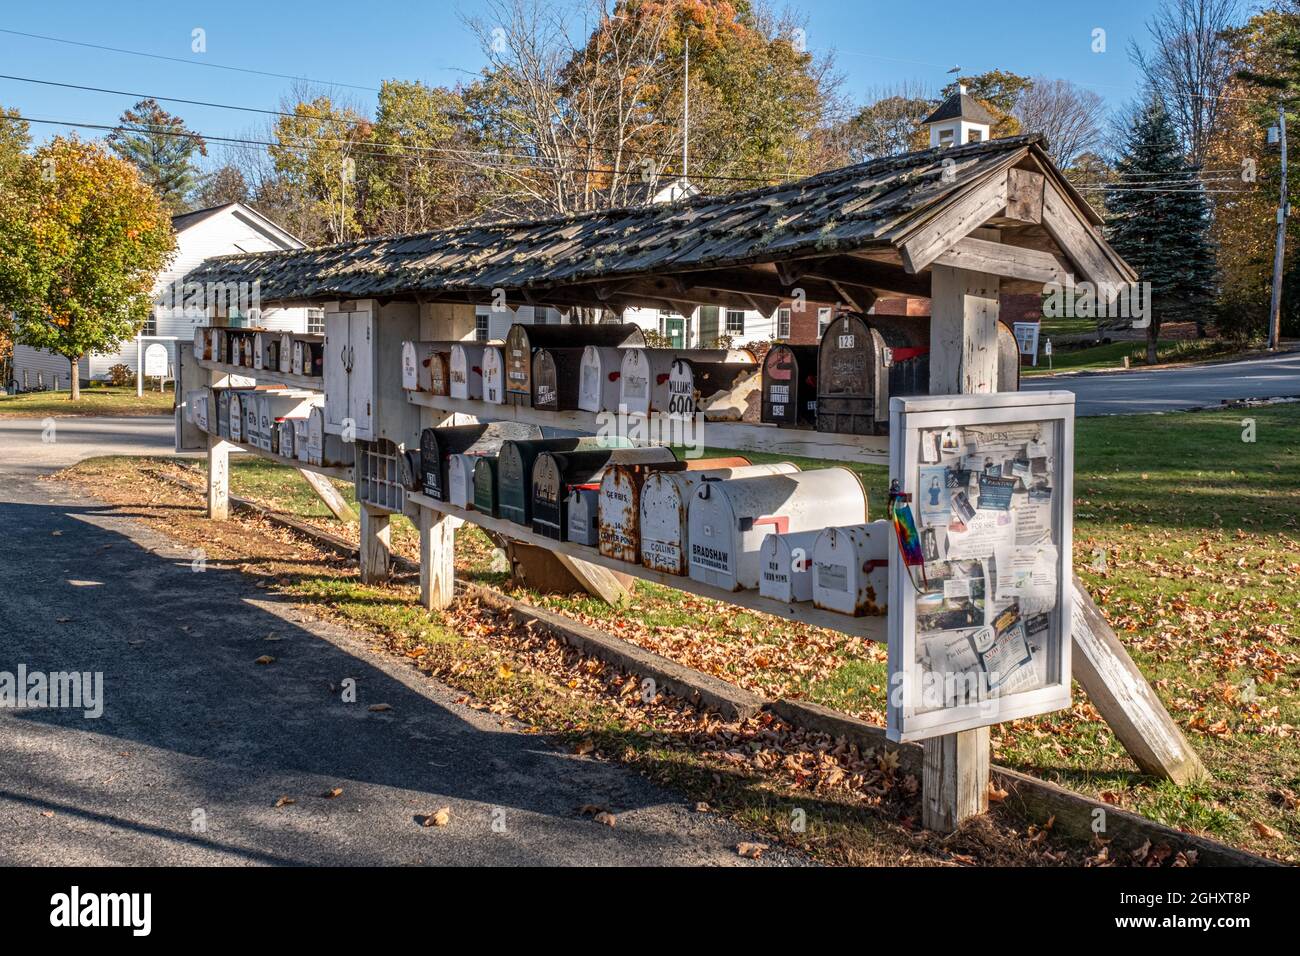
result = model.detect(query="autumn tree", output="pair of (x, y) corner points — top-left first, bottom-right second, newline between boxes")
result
(268, 94), (372, 243)
(0, 137), (175, 399)
(0, 107), (28, 383)
(107, 99), (208, 213)
(194, 164), (251, 208)
(830, 82), (932, 162)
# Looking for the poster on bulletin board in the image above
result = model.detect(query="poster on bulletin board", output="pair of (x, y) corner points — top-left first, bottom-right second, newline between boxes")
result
(886, 391), (1075, 742)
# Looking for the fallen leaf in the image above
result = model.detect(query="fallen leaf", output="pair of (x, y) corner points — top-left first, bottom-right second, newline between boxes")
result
(572, 738), (595, 756)
(274, 796), (296, 808)
(987, 783), (1009, 803)
(1251, 819), (1284, 840)
(254, 655), (276, 666)
(737, 842), (768, 859)
(322, 787), (343, 799)
(577, 804), (607, 816)
(40, 810), (54, 818)
(593, 811), (617, 827)
(368, 703), (392, 712)
(694, 802), (711, 813)
(420, 807), (451, 828)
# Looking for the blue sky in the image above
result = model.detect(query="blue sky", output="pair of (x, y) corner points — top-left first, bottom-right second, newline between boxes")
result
(0, 0), (1163, 159)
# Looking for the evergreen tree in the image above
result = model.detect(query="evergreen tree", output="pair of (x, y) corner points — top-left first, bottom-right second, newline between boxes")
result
(107, 99), (207, 213)
(1105, 97), (1215, 360)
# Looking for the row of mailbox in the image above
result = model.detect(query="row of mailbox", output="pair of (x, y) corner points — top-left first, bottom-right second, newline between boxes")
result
(401, 314), (1018, 434)
(185, 386), (351, 469)
(193, 327), (326, 379)
(417, 424), (889, 616)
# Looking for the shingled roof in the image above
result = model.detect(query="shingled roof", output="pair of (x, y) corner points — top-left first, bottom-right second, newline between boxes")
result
(922, 90), (1000, 127)
(186, 134), (1103, 307)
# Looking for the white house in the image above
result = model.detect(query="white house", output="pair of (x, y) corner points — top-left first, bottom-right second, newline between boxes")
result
(11, 202), (309, 389)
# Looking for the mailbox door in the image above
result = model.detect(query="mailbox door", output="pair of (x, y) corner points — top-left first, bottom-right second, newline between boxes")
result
(481, 346), (506, 404)
(472, 458), (499, 516)
(504, 325), (532, 404)
(348, 312), (373, 439)
(429, 350), (451, 396)
(816, 314), (876, 435)
(448, 455), (476, 508)
(450, 345), (485, 401)
(566, 488), (601, 545)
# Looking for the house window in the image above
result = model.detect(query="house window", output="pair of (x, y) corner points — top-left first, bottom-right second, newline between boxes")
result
(939, 128), (955, 147)
(968, 128), (984, 143)
(142, 313), (158, 336)
(817, 307), (832, 338)
(777, 308), (791, 340)
(725, 309), (745, 334)
(306, 308), (324, 335)
(475, 312), (490, 342)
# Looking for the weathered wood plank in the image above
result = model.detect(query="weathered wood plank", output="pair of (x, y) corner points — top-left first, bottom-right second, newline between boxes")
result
(1072, 578), (1210, 784)
(929, 264), (1001, 396)
(1040, 183), (1133, 287)
(554, 553), (632, 605)
(899, 174), (1010, 273)
(418, 509), (458, 610)
(923, 727), (991, 831)
(933, 235), (1070, 286)
(298, 468), (357, 523)
(1005, 167), (1046, 223)
(359, 504), (392, 584)
(207, 435), (232, 521)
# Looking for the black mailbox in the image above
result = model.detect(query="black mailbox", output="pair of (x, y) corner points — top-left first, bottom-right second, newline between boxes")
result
(760, 344), (818, 426)
(504, 323), (645, 406)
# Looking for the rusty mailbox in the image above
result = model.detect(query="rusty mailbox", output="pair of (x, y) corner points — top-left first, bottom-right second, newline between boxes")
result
(533, 446), (677, 540)
(639, 462), (800, 575)
(597, 456), (748, 562)
(761, 344), (818, 426)
(504, 323), (645, 406)
(817, 313), (930, 436)
(532, 348), (586, 410)
(812, 521), (891, 616)
(758, 529), (821, 603)
(688, 467), (868, 592)
(401, 340), (453, 395)
(419, 422), (542, 501)
(450, 344), (486, 401)
(618, 348), (754, 416)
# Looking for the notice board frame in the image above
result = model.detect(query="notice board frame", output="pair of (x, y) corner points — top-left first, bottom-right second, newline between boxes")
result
(887, 390), (1075, 742)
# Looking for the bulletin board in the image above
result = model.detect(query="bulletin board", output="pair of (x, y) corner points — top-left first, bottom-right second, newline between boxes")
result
(886, 391), (1075, 742)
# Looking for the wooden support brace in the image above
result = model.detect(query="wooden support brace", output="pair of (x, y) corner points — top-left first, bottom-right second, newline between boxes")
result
(1072, 578), (1209, 784)
(554, 553), (632, 605)
(207, 435), (232, 521)
(298, 468), (358, 523)
(359, 504), (392, 584)
(419, 509), (459, 611)
(923, 727), (990, 832)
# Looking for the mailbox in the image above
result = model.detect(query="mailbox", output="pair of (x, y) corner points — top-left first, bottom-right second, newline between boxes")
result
(497, 437), (607, 525)
(210, 328), (223, 364)
(566, 486), (602, 545)
(192, 328), (210, 362)
(688, 467), (867, 592)
(528, 445), (670, 536)
(817, 313), (930, 436)
(758, 530), (821, 603)
(450, 344), (486, 401)
(187, 389), (210, 433)
(997, 322), (1020, 392)
(292, 338), (324, 377)
(504, 323), (645, 406)
(761, 344), (818, 426)
(578, 346), (625, 413)
(596, 458), (710, 561)
(481, 346), (507, 405)
(227, 392), (244, 443)
(294, 419), (309, 462)
(256, 391), (318, 453)
(277, 333), (293, 373)
(447, 454), (479, 508)
(277, 419), (296, 459)
(472, 457), (501, 516)
(618, 348), (754, 416)
(304, 405), (350, 468)
(419, 422), (542, 501)
(401, 341), (453, 394)
(532, 348), (586, 410)
(639, 462), (800, 575)
(811, 521), (891, 616)
(665, 357), (760, 421)
(216, 389), (231, 439)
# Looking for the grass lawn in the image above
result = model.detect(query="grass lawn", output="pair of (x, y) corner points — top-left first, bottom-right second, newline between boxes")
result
(0, 384), (174, 417)
(1023, 337), (1253, 376)
(61, 402), (1300, 860)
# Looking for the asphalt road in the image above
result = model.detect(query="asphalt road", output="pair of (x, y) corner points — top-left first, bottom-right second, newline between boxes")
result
(0, 427), (795, 866)
(1022, 351), (1300, 416)
(0, 415), (183, 473)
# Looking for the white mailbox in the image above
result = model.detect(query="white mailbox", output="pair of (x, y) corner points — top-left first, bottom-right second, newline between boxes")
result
(639, 463), (799, 575)
(481, 345), (507, 405)
(401, 340), (451, 394)
(450, 344), (485, 401)
(578, 346), (626, 413)
(886, 391), (1075, 742)
(446, 454), (477, 508)
(758, 529), (820, 603)
(812, 521), (891, 616)
(688, 468), (867, 592)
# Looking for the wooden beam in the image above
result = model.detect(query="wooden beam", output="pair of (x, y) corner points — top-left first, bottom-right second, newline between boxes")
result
(359, 504), (392, 584)
(1072, 578), (1210, 784)
(298, 468), (357, 523)
(933, 236), (1071, 286)
(783, 255), (933, 300)
(554, 553), (631, 604)
(929, 264), (1000, 395)
(207, 435), (232, 521)
(1005, 168), (1046, 224)
(1041, 182), (1134, 288)
(899, 174), (1010, 274)
(923, 727), (990, 831)
(419, 509), (458, 610)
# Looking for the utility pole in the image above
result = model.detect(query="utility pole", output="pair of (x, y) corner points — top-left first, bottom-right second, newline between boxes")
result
(682, 34), (689, 181)
(1268, 104), (1288, 351)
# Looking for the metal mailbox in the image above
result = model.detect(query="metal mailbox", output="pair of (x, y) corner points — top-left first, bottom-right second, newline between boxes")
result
(812, 521), (891, 616)
(447, 454), (479, 508)
(304, 405), (350, 468)
(472, 457), (501, 516)
(419, 422), (542, 501)
(596, 458), (712, 561)
(216, 389), (231, 439)
(618, 348), (754, 416)
(578, 346), (625, 413)
(291, 338), (324, 377)
(450, 344), (486, 401)
(761, 344), (818, 426)
(566, 486), (602, 545)
(187, 389), (210, 433)
(532, 348), (586, 410)
(256, 391), (318, 452)
(758, 529), (821, 603)
(639, 462), (800, 575)
(817, 313), (930, 436)
(997, 322), (1020, 392)
(497, 437), (607, 525)
(666, 357), (760, 421)
(505, 322), (645, 406)
(688, 467), (868, 592)
(401, 341), (452, 395)
(481, 345), (507, 405)
(193, 328), (210, 361)
(531, 446), (674, 538)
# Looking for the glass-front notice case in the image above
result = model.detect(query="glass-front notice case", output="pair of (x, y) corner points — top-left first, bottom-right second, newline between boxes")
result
(887, 391), (1075, 742)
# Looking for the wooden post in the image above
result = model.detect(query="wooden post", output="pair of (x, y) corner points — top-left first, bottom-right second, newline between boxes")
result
(419, 509), (458, 610)
(359, 503), (392, 584)
(207, 434), (232, 521)
(924, 261), (1000, 832)
(298, 468), (358, 523)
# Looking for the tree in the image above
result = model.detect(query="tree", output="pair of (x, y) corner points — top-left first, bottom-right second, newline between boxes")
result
(0, 105), (32, 380)
(832, 83), (932, 162)
(1105, 98), (1215, 359)
(943, 70), (1032, 138)
(194, 165), (250, 208)
(268, 94), (372, 243)
(1, 137), (175, 399)
(107, 99), (208, 213)
(1014, 77), (1107, 166)
(1133, 0), (1243, 166)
